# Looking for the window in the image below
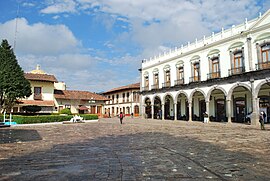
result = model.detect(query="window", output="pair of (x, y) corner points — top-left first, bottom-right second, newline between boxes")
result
(193, 62), (200, 81)
(34, 87), (42, 100)
(165, 70), (170, 86)
(262, 44), (270, 62)
(116, 94), (119, 103)
(211, 57), (220, 78)
(153, 73), (159, 89)
(144, 76), (149, 87)
(127, 92), (130, 102)
(122, 93), (125, 103)
(232, 51), (244, 74)
(112, 95), (114, 104)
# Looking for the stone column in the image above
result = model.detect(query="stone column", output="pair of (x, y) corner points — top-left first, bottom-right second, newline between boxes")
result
(206, 100), (210, 122)
(151, 104), (154, 119)
(226, 100), (232, 123)
(174, 103), (177, 121)
(188, 101), (192, 122)
(162, 103), (165, 120)
(247, 37), (253, 71)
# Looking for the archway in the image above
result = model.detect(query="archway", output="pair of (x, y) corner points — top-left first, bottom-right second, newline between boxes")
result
(134, 105), (139, 116)
(176, 92), (188, 121)
(144, 98), (151, 118)
(191, 91), (205, 121)
(230, 86), (252, 123)
(164, 94), (174, 120)
(154, 96), (162, 119)
(257, 82), (270, 123)
(208, 88), (227, 122)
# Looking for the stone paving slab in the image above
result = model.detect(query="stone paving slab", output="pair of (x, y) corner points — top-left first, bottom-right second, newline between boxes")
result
(0, 118), (270, 180)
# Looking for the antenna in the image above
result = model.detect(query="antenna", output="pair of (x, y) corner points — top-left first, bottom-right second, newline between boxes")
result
(13, 3), (19, 51)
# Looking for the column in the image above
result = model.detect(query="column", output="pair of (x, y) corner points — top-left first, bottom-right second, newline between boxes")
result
(188, 101), (192, 122)
(142, 105), (145, 119)
(247, 37), (253, 71)
(174, 103), (177, 121)
(151, 104), (154, 119)
(162, 103), (165, 120)
(206, 100), (210, 123)
(226, 100), (232, 123)
(251, 98), (259, 126)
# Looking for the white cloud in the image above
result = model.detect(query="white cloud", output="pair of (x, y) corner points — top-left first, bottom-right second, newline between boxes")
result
(40, 0), (77, 14)
(0, 18), (80, 55)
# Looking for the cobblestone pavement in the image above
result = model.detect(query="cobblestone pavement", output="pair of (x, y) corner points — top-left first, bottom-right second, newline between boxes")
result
(0, 118), (270, 181)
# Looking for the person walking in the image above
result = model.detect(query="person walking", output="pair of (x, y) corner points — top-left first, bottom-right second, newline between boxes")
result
(119, 112), (124, 124)
(259, 112), (265, 130)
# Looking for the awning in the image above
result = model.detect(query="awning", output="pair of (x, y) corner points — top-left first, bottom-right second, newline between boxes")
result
(78, 105), (89, 110)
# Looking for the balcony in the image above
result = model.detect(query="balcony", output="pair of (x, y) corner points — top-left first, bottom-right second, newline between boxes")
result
(228, 67), (245, 76)
(34, 93), (42, 100)
(207, 71), (220, 79)
(151, 84), (159, 90)
(142, 86), (149, 91)
(256, 61), (270, 70)
(162, 82), (171, 88)
(189, 76), (201, 83)
(174, 78), (184, 86)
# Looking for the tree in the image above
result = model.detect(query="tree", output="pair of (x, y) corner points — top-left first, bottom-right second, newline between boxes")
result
(0, 39), (31, 113)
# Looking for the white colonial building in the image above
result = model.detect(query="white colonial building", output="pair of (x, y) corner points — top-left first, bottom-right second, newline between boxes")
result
(140, 10), (270, 125)
(103, 83), (140, 117)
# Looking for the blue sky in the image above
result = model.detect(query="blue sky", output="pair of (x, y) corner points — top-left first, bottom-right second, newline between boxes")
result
(0, 0), (269, 92)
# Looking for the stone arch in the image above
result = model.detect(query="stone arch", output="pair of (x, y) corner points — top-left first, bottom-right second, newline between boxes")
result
(228, 41), (244, 50)
(207, 49), (220, 57)
(227, 82), (251, 100)
(163, 64), (171, 71)
(144, 96), (152, 104)
(163, 92), (175, 104)
(175, 91), (189, 101)
(190, 55), (200, 61)
(254, 32), (270, 43)
(255, 79), (270, 98)
(189, 88), (206, 102)
(206, 86), (227, 102)
(152, 95), (162, 104)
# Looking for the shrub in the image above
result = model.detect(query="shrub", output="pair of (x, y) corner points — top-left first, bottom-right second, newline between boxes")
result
(59, 108), (72, 115)
(11, 114), (98, 124)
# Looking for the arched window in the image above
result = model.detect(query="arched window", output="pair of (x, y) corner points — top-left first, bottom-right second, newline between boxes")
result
(163, 65), (171, 88)
(175, 60), (184, 85)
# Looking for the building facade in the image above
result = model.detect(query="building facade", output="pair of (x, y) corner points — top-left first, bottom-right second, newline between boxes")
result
(140, 10), (270, 125)
(14, 65), (108, 115)
(103, 83), (140, 117)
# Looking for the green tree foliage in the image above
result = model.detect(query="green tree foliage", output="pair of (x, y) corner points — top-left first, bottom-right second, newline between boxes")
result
(60, 108), (72, 115)
(0, 39), (31, 112)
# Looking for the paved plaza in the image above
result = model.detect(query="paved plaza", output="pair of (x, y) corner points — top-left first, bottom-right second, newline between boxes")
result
(0, 118), (270, 181)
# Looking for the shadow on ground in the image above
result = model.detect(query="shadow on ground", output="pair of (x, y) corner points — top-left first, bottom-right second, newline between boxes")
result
(0, 129), (42, 144)
(0, 132), (269, 181)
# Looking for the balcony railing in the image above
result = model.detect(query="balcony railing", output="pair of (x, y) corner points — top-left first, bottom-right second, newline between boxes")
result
(189, 76), (201, 82)
(256, 61), (270, 70)
(174, 78), (184, 86)
(142, 86), (149, 91)
(162, 82), (171, 88)
(34, 93), (42, 100)
(207, 71), (220, 79)
(228, 67), (245, 76)
(151, 84), (159, 90)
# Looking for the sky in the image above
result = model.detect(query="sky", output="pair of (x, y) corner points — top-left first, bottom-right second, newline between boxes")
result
(0, 0), (269, 93)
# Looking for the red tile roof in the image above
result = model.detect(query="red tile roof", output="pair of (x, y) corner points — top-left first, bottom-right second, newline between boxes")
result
(103, 83), (140, 94)
(54, 90), (108, 101)
(24, 73), (58, 83)
(19, 100), (54, 106)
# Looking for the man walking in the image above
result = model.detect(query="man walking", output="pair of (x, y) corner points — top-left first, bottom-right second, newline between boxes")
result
(119, 112), (124, 124)
(259, 112), (266, 130)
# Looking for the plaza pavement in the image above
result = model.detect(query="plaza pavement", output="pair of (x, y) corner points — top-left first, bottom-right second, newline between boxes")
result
(0, 117), (269, 180)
